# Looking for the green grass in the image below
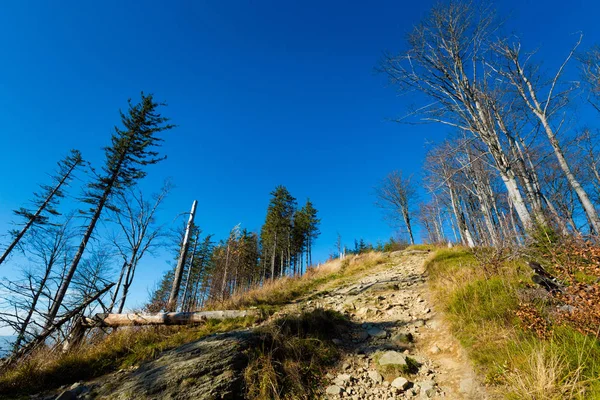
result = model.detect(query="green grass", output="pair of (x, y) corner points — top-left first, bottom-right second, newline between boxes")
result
(426, 248), (600, 399)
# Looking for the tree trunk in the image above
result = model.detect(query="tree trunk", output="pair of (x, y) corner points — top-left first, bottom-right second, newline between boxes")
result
(167, 200), (197, 311)
(86, 309), (258, 327)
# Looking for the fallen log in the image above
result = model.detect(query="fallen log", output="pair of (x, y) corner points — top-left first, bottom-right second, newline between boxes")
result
(83, 309), (259, 327)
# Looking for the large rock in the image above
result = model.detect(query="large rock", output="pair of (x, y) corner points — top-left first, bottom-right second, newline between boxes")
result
(378, 351), (408, 367)
(92, 331), (256, 399)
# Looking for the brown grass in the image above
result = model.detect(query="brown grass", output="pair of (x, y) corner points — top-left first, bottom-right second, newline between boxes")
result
(0, 317), (256, 396)
(205, 252), (389, 311)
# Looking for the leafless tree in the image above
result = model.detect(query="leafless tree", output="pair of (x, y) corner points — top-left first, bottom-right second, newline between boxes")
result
(108, 182), (171, 313)
(493, 36), (600, 234)
(375, 171), (418, 244)
(0, 215), (76, 352)
(379, 1), (543, 230)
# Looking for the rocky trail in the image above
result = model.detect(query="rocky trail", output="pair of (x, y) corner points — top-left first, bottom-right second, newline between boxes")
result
(36, 250), (489, 400)
(291, 250), (489, 399)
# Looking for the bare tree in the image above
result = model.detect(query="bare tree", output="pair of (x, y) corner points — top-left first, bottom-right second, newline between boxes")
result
(375, 171), (418, 244)
(379, 1), (540, 230)
(494, 36), (600, 234)
(580, 45), (600, 112)
(0, 214), (76, 352)
(109, 183), (171, 313)
(167, 200), (197, 311)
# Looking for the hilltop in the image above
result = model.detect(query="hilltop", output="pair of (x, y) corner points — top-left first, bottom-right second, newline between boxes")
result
(2, 245), (599, 399)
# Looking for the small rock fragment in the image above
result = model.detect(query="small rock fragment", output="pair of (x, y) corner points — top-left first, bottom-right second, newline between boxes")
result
(391, 377), (410, 390)
(368, 370), (383, 384)
(326, 385), (344, 395)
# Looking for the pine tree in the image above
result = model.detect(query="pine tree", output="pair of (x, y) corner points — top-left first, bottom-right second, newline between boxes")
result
(46, 93), (173, 328)
(261, 186), (296, 279)
(0, 150), (83, 266)
(303, 199), (320, 266)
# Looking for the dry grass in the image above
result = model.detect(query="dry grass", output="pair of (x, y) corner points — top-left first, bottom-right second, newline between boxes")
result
(1, 251), (392, 398)
(0, 317), (256, 396)
(504, 343), (585, 400)
(206, 252), (388, 311)
(244, 308), (346, 400)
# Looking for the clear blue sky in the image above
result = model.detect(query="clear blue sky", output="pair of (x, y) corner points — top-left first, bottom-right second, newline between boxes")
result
(0, 0), (598, 312)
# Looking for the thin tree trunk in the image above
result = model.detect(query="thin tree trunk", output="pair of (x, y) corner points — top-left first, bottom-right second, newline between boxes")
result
(167, 200), (197, 311)
(180, 233), (199, 311)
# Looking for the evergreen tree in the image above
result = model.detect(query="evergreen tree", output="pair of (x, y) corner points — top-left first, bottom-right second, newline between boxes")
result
(303, 199), (320, 266)
(260, 186), (296, 279)
(0, 150), (83, 266)
(46, 93), (173, 328)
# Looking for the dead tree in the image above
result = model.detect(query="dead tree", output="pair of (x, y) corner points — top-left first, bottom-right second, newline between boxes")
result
(380, 1), (540, 230)
(167, 200), (198, 311)
(2, 283), (114, 369)
(375, 171), (418, 244)
(109, 183), (170, 313)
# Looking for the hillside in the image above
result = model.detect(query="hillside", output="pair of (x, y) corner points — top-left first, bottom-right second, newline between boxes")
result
(2, 245), (599, 399)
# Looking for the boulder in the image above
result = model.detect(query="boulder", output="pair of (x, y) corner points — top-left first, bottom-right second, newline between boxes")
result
(91, 331), (256, 399)
(378, 351), (407, 367)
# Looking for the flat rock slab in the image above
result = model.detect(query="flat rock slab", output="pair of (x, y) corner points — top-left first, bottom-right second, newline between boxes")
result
(91, 331), (256, 400)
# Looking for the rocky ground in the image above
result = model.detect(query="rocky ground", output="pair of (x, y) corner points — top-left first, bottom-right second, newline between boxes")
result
(40, 250), (488, 399)
(294, 250), (489, 399)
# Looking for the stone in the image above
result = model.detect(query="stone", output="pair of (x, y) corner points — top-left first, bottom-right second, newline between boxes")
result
(430, 345), (441, 354)
(391, 377), (410, 390)
(332, 338), (343, 345)
(417, 380), (436, 398)
(89, 331), (256, 399)
(391, 333), (413, 344)
(67, 382), (89, 396)
(326, 385), (344, 395)
(337, 373), (352, 383)
(367, 370), (383, 384)
(378, 351), (407, 367)
(367, 327), (387, 338)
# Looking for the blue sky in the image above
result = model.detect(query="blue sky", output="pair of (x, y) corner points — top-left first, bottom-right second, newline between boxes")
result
(0, 0), (598, 313)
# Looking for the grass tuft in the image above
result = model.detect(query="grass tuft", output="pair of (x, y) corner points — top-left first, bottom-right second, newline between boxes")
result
(244, 309), (346, 399)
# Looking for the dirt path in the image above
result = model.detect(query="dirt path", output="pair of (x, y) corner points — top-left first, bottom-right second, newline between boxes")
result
(297, 250), (490, 399)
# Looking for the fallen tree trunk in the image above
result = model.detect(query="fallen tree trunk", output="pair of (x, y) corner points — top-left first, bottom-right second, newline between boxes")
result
(83, 309), (258, 327)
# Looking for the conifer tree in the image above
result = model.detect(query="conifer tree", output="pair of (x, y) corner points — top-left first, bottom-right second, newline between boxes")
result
(261, 186), (296, 279)
(303, 199), (320, 266)
(0, 150), (83, 266)
(46, 93), (173, 327)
